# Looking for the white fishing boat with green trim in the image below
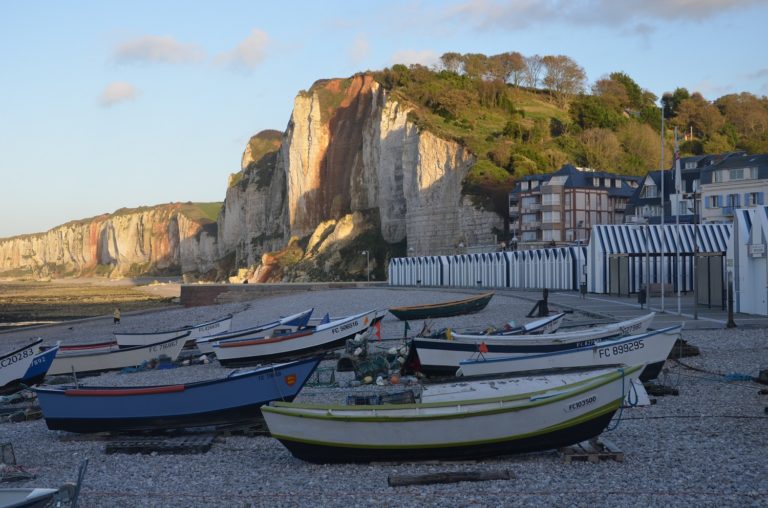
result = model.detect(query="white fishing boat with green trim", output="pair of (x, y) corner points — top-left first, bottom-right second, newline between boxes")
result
(262, 364), (644, 463)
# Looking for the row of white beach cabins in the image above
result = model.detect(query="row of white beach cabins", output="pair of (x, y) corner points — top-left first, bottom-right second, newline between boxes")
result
(388, 224), (732, 298)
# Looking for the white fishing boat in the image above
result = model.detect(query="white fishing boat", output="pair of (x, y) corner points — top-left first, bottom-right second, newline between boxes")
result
(213, 309), (381, 366)
(411, 313), (655, 376)
(114, 314), (233, 348)
(457, 324), (682, 381)
(0, 338), (43, 394)
(262, 364), (644, 463)
(47, 333), (189, 376)
(196, 309), (314, 355)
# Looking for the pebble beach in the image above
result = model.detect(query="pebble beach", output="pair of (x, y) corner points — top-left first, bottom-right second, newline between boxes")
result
(1, 287), (766, 507)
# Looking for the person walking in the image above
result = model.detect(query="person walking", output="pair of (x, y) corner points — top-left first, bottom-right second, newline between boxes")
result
(113, 307), (121, 325)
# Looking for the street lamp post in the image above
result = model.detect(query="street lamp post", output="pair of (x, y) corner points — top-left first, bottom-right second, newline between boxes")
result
(361, 250), (370, 282)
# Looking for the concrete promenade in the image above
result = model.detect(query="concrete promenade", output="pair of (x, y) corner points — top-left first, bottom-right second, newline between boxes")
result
(497, 288), (768, 330)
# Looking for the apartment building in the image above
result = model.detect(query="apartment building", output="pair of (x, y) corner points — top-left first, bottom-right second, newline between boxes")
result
(509, 164), (640, 245)
(699, 153), (768, 223)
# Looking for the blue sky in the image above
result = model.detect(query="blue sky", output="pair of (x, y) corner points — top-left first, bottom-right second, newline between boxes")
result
(1, 0), (767, 238)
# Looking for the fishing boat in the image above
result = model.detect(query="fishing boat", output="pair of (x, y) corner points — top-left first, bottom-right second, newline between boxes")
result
(213, 309), (381, 366)
(0, 487), (60, 508)
(262, 364), (644, 463)
(114, 314), (233, 348)
(20, 343), (60, 387)
(388, 292), (494, 321)
(423, 312), (566, 340)
(457, 325), (682, 381)
(35, 357), (321, 433)
(47, 333), (189, 377)
(0, 338), (43, 394)
(410, 313), (655, 376)
(196, 309), (314, 355)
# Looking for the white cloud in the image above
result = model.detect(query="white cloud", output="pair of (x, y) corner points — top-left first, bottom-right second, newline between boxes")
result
(441, 0), (764, 30)
(114, 35), (204, 64)
(216, 29), (270, 71)
(100, 82), (138, 107)
(348, 34), (370, 66)
(747, 68), (768, 79)
(389, 49), (440, 67)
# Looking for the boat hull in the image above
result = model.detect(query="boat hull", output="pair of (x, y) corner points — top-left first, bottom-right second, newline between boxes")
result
(214, 310), (379, 366)
(389, 292), (494, 321)
(274, 409), (616, 463)
(458, 325), (682, 381)
(36, 357), (320, 433)
(0, 339), (43, 394)
(20, 345), (59, 388)
(197, 309), (314, 355)
(47, 334), (188, 376)
(263, 365), (642, 463)
(413, 313), (655, 376)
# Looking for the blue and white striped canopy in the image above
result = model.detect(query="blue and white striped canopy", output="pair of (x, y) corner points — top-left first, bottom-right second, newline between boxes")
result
(591, 224), (731, 255)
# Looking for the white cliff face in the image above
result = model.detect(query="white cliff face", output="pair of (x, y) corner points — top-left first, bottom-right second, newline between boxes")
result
(284, 93), (331, 238)
(217, 149), (288, 267)
(0, 206), (218, 278)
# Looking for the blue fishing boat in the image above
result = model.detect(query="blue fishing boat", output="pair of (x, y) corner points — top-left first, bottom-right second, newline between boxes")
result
(35, 357), (320, 433)
(20, 343), (60, 387)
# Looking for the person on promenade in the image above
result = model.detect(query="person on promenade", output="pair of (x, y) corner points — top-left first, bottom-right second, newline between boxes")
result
(113, 307), (121, 325)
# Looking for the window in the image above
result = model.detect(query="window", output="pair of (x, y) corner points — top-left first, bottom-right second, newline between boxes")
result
(614, 179), (621, 188)
(565, 193), (572, 207)
(727, 194), (740, 207)
(542, 229), (561, 241)
(707, 196), (720, 208)
(522, 231), (537, 241)
(542, 194), (561, 206)
(641, 184), (658, 198)
(746, 192), (764, 206)
(542, 211), (561, 224)
(685, 161), (697, 169)
(522, 214), (538, 224)
(521, 196), (538, 208)
(592, 178), (600, 187)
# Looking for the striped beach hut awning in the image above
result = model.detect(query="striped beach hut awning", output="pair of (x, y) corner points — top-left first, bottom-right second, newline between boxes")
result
(592, 224), (731, 255)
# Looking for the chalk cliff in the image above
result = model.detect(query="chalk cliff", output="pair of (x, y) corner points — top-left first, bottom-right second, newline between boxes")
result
(220, 74), (503, 281)
(0, 204), (218, 279)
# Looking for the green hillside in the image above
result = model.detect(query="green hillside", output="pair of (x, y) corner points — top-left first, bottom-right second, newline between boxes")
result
(373, 53), (768, 206)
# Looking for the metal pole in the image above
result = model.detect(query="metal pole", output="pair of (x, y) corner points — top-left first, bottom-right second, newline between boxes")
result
(693, 196), (699, 320)
(660, 105), (666, 312)
(645, 224), (651, 304)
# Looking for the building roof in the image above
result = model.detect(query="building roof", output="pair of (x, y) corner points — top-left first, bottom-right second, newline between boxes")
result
(510, 164), (640, 197)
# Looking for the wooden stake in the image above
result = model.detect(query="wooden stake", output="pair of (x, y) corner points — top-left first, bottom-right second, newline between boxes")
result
(388, 470), (512, 487)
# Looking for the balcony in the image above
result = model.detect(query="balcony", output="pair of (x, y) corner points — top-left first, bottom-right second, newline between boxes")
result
(522, 203), (541, 212)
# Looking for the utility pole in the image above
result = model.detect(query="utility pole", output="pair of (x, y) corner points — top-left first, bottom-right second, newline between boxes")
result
(660, 103), (666, 312)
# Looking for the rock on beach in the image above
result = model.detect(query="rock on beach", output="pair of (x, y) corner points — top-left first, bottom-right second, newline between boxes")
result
(1, 287), (766, 507)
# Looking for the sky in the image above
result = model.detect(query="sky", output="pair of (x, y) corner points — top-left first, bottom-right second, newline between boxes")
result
(1, 0), (767, 238)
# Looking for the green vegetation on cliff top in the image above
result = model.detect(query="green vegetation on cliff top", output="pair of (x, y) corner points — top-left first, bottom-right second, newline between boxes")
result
(228, 130), (282, 189)
(370, 54), (768, 202)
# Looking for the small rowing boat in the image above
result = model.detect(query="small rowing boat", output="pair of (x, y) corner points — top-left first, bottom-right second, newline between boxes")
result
(388, 292), (494, 321)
